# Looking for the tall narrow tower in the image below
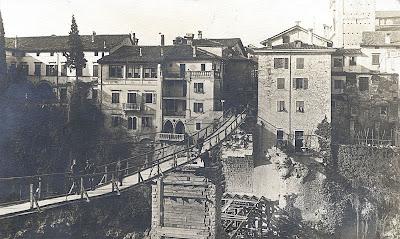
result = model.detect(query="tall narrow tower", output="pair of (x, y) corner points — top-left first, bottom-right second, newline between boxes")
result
(330, 0), (376, 48)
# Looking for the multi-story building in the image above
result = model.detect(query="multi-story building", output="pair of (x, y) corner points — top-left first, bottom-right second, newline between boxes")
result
(376, 11), (400, 31)
(329, 0), (376, 48)
(5, 32), (136, 101)
(98, 33), (255, 142)
(254, 26), (336, 156)
(331, 32), (400, 146)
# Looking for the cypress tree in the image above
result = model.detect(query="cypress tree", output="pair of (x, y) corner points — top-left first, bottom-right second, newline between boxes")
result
(0, 10), (7, 90)
(65, 15), (87, 82)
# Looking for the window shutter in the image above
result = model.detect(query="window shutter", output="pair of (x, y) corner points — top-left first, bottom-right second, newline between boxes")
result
(304, 79), (309, 89)
(293, 79), (296, 89)
(277, 101), (279, 112)
(285, 58), (289, 69)
(153, 93), (157, 104)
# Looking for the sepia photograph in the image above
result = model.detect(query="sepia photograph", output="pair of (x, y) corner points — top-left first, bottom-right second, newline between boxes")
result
(0, 0), (400, 238)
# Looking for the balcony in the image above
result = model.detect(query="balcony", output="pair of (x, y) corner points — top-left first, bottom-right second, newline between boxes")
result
(156, 133), (185, 142)
(187, 70), (221, 79)
(122, 103), (141, 111)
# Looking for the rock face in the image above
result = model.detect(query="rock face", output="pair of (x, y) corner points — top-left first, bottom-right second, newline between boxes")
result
(0, 186), (152, 239)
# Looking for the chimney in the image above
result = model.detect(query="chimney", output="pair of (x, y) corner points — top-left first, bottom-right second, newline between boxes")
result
(160, 47), (164, 57)
(160, 34), (165, 46)
(92, 31), (96, 43)
(103, 40), (106, 49)
(193, 46), (197, 57)
(267, 39), (272, 49)
(308, 28), (314, 45)
(385, 33), (391, 44)
(323, 24), (330, 38)
(139, 47), (142, 57)
(14, 35), (18, 48)
(132, 32), (137, 45)
(185, 33), (194, 45)
(198, 30), (203, 39)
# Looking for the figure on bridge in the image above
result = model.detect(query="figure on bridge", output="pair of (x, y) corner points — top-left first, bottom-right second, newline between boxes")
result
(84, 160), (95, 190)
(68, 160), (79, 195)
(116, 160), (123, 186)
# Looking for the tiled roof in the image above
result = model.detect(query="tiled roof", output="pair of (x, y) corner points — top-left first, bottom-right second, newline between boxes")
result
(5, 34), (132, 52)
(334, 48), (363, 56)
(376, 11), (400, 18)
(362, 31), (400, 46)
(193, 38), (241, 48)
(255, 41), (331, 50)
(260, 25), (332, 46)
(98, 45), (221, 63)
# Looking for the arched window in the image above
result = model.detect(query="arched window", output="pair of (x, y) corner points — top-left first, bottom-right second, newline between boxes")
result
(163, 120), (174, 133)
(175, 121), (185, 134)
(128, 116), (137, 130)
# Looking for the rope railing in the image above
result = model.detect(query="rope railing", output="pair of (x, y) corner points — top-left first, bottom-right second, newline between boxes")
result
(0, 108), (247, 210)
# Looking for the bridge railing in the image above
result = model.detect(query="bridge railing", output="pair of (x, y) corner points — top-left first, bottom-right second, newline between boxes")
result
(0, 107), (247, 209)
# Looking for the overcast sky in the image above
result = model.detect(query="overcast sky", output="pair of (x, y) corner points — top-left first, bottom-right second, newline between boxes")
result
(1, 0), (399, 46)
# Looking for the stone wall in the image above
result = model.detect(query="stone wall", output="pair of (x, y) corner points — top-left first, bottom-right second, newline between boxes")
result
(150, 164), (223, 239)
(221, 155), (253, 194)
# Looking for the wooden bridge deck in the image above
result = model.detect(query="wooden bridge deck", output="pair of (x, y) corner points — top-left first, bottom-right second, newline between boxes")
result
(0, 113), (246, 219)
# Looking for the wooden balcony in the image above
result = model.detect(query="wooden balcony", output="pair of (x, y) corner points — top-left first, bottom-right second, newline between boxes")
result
(156, 133), (185, 142)
(122, 103), (141, 111)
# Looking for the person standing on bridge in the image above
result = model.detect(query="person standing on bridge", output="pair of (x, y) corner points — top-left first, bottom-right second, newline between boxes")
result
(84, 160), (95, 191)
(116, 160), (123, 187)
(68, 160), (79, 195)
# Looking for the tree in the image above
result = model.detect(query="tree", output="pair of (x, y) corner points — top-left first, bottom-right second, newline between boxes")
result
(0, 10), (8, 92)
(65, 15), (87, 82)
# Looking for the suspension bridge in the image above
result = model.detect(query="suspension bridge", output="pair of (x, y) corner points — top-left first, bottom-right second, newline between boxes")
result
(0, 109), (247, 220)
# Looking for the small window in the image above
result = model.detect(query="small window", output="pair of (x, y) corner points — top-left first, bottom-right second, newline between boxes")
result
(372, 54), (380, 65)
(277, 130), (284, 144)
(50, 52), (54, 56)
(142, 117), (153, 128)
(333, 57), (343, 67)
(127, 92), (137, 103)
(111, 115), (121, 127)
(194, 83), (204, 93)
(144, 92), (156, 104)
(34, 63), (42, 76)
(46, 64), (58, 76)
(332, 100), (337, 108)
(196, 122), (201, 131)
(144, 67), (157, 78)
(274, 58), (289, 69)
(359, 77), (369, 91)
(349, 56), (357, 66)
(94, 51), (99, 56)
(277, 78), (285, 89)
(294, 78), (308, 89)
(127, 65), (141, 78)
(194, 102), (204, 113)
(296, 58), (304, 69)
(61, 64), (67, 76)
(277, 101), (285, 112)
(201, 64), (206, 71)
(111, 92), (120, 104)
(380, 106), (388, 116)
(296, 101), (305, 113)
(334, 80), (344, 89)
(93, 64), (99, 77)
(110, 65), (123, 78)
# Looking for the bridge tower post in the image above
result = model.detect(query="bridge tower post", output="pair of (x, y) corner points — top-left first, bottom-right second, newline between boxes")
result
(150, 155), (224, 239)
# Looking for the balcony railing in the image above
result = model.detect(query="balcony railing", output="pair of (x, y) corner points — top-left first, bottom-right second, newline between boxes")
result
(122, 103), (141, 111)
(157, 133), (185, 142)
(187, 70), (221, 79)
